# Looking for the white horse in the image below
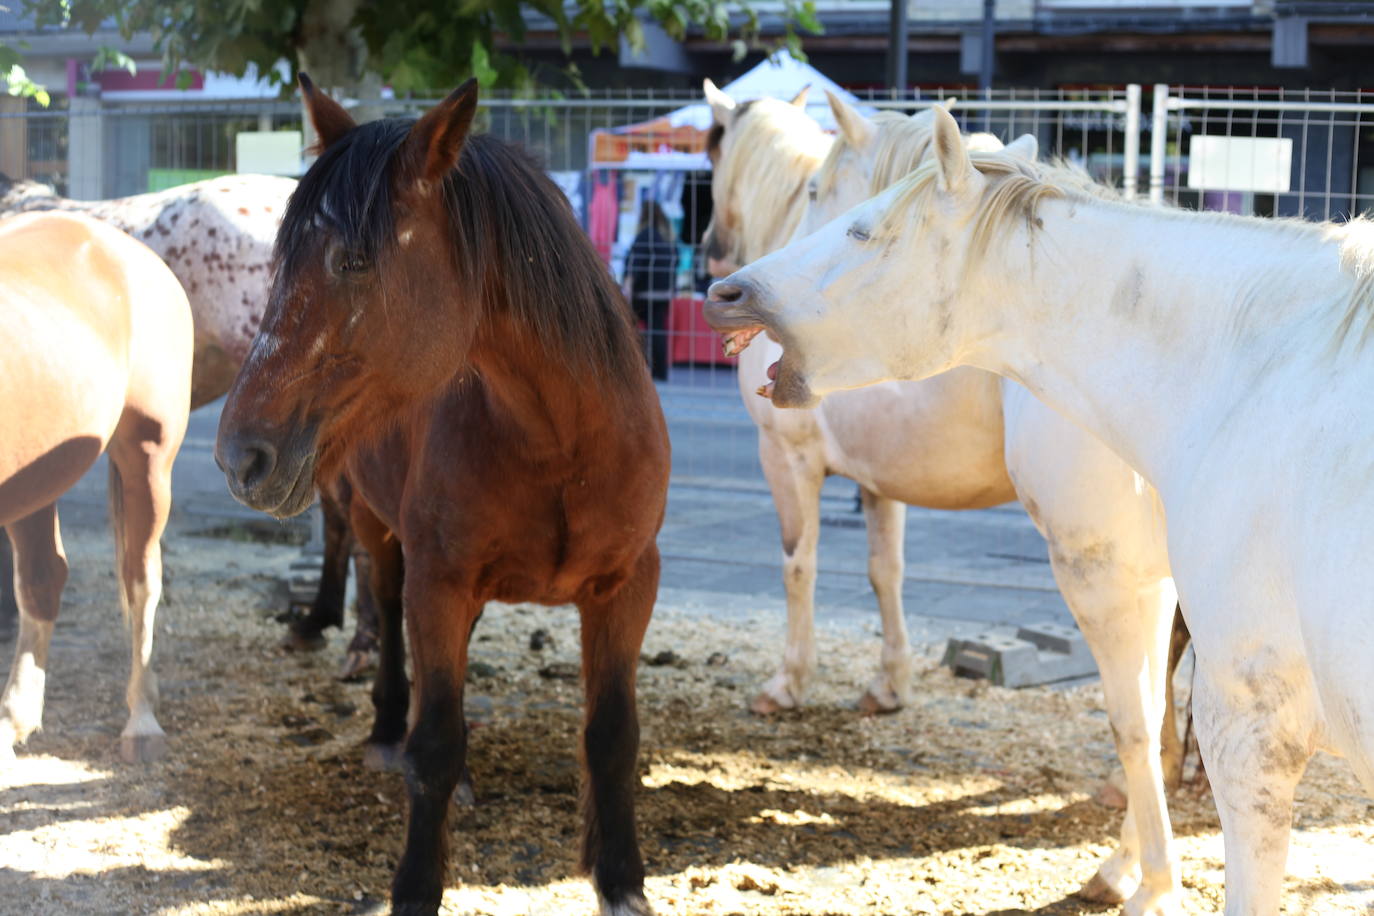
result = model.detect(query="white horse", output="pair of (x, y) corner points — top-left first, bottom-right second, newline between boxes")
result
(702, 83), (1015, 718)
(799, 94), (1186, 913)
(706, 106), (1374, 916)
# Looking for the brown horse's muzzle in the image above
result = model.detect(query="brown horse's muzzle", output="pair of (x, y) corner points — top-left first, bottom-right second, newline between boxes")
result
(215, 415), (321, 520)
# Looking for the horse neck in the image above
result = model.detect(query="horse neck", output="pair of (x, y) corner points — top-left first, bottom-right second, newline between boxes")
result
(969, 195), (1354, 488)
(467, 312), (646, 461)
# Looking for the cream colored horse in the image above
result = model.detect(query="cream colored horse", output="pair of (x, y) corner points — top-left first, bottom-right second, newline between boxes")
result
(707, 107), (1374, 916)
(0, 211), (193, 765)
(702, 83), (1014, 718)
(795, 95), (1180, 914)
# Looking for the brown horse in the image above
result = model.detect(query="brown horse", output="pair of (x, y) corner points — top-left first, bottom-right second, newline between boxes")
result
(215, 76), (670, 915)
(0, 210), (193, 764)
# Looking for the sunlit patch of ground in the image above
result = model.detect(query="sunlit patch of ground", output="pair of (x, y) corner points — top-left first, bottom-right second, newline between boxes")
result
(0, 524), (1369, 914)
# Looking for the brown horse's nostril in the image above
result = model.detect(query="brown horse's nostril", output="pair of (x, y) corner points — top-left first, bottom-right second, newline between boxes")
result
(226, 439), (278, 493)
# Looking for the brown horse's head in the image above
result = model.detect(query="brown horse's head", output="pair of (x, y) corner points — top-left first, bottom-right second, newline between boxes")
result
(215, 74), (480, 517)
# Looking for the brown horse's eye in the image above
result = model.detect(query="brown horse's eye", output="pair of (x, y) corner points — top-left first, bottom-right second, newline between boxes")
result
(338, 251), (369, 274)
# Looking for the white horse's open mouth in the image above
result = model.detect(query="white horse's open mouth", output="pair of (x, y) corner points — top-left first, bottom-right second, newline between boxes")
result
(719, 326), (786, 399)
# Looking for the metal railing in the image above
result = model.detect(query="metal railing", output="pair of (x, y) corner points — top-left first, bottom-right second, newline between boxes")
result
(5, 84), (1372, 486)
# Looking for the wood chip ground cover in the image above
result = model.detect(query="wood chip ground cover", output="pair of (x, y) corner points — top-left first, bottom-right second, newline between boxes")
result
(1, 526), (1370, 914)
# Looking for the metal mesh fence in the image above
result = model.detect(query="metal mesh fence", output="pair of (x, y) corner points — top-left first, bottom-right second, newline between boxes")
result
(3, 84), (1370, 486)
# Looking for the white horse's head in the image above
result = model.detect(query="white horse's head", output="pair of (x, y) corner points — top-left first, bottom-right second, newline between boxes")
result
(700, 79), (832, 277)
(705, 106), (1054, 407)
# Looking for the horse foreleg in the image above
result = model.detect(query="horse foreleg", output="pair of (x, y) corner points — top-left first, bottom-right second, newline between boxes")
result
(0, 506), (67, 763)
(0, 537), (17, 640)
(108, 429), (176, 764)
(1071, 577), (1181, 915)
(284, 482), (353, 651)
(578, 545), (657, 916)
(857, 489), (910, 714)
(1192, 657), (1313, 916)
(753, 431), (823, 715)
(390, 570), (479, 916)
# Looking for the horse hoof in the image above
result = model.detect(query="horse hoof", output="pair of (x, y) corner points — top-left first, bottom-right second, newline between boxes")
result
(120, 733), (168, 764)
(598, 891), (653, 916)
(857, 689), (902, 716)
(282, 629), (327, 653)
(337, 649), (378, 682)
(1077, 872), (1128, 905)
(363, 742), (404, 772)
(453, 779), (476, 808)
(749, 692), (791, 716)
(1095, 777), (1129, 810)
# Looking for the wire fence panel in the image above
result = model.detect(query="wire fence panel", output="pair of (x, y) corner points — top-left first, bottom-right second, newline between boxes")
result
(3, 85), (1369, 488)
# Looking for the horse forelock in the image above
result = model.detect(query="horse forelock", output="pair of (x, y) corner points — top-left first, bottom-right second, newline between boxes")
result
(714, 98), (831, 261)
(274, 116), (640, 388)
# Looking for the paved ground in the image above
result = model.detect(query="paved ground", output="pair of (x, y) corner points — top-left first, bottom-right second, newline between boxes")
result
(53, 384), (1071, 658)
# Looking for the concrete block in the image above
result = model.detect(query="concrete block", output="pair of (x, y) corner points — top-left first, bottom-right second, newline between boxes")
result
(942, 621), (1098, 688)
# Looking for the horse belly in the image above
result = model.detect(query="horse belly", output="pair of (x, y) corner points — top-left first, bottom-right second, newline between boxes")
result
(0, 309), (126, 523)
(818, 370), (1014, 509)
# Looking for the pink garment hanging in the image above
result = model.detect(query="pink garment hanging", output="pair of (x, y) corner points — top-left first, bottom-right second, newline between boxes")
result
(587, 171), (619, 265)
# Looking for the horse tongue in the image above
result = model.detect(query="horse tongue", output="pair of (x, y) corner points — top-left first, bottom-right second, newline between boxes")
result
(755, 359), (781, 400)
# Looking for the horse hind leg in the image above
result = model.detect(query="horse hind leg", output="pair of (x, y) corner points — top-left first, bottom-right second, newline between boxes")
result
(578, 546), (657, 915)
(0, 505), (67, 763)
(857, 489), (910, 714)
(285, 481), (353, 652)
(0, 537), (17, 641)
(107, 422), (178, 763)
(752, 432), (823, 715)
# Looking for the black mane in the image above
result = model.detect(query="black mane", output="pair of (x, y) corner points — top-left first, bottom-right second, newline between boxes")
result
(277, 119), (642, 386)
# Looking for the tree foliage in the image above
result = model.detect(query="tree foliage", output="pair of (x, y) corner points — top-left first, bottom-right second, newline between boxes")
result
(9, 0), (822, 94)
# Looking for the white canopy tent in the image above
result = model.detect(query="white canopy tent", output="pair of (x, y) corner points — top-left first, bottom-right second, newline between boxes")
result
(589, 51), (871, 170)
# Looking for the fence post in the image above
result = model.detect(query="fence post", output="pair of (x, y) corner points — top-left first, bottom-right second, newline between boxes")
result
(1123, 84), (1141, 200)
(1149, 83), (1169, 205)
(67, 96), (106, 200)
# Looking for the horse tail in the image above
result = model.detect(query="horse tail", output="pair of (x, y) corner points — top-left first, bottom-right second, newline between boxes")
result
(108, 457), (128, 613)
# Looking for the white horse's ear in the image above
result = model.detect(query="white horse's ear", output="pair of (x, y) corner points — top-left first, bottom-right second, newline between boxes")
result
(826, 90), (875, 149)
(1004, 133), (1039, 162)
(704, 79), (736, 125)
(938, 97), (958, 111)
(789, 84), (811, 108)
(932, 106), (973, 195)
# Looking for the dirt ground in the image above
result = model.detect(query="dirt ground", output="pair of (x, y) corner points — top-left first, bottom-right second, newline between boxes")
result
(2, 522), (1371, 915)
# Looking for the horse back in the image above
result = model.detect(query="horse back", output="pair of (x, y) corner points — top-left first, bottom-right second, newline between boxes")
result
(0, 211), (192, 524)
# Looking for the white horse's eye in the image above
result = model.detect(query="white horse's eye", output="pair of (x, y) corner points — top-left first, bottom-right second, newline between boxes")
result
(847, 224), (872, 243)
(808, 185), (818, 202)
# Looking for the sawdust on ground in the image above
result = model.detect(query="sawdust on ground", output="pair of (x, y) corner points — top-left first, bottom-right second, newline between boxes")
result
(1, 524), (1370, 915)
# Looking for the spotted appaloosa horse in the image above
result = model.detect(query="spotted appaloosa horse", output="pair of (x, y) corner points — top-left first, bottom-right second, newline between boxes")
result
(0, 173), (373, 674)
(1, 210), (192, 764)
(216, 76), (670, 915)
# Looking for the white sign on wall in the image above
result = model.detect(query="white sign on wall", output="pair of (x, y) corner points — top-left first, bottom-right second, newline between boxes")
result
(1186, 135), (1293, 193)
(236, 131), (303, 176)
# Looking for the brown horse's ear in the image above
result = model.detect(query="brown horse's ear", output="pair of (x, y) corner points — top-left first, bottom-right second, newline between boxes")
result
(299, 72), (356, 153)
(405, 78), (480, 186)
